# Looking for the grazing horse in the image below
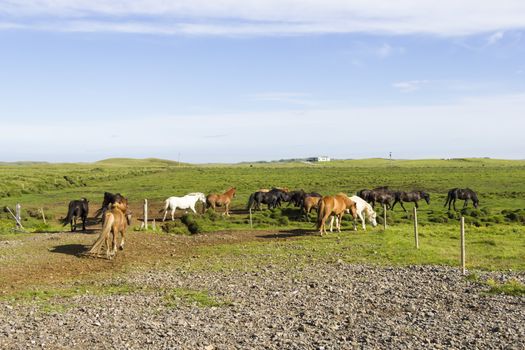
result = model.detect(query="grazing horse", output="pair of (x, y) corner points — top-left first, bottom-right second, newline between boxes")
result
(368, 189), (395, 209)
(88, 197), (129, 259)
(302, 195), (321, 220)
(247, 189), (289, 210)
(356, 189), (373, 202)
(316, 194), (357, 236)
(206, 187), (236, 216)
(63, 198), (89, 232)
(444, 188), (479, 211)
(392, 191), (430, 212)
(161, 192), (206, 221)
(349, 196), (378, 230)
(289, 190), (322, 208)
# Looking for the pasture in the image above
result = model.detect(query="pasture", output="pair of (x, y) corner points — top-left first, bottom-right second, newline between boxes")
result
(1, 158), (524, 348)
(1, 157), (524, 282)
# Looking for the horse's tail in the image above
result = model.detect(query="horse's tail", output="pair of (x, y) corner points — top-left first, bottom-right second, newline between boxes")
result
(159, 199), (169, 213)
(62, 206), (73, 226)
(247, 193), (255, 210)
(443, 191), (451, 207)
(316, 199), (326, 229)
(88, 213), (114, 256)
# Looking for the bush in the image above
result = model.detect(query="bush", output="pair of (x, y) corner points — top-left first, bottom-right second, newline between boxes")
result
(161, 221), (189, 235)
(181, 214), (202, 234)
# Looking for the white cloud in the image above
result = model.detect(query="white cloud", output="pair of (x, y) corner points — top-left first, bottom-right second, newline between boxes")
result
(392, 80), (429, 92)
(1, 1), (525, 36)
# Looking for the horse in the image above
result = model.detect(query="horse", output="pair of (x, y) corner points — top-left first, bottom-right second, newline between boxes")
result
(63, 198), (89, 232)
(368, 188), (395, 209)
(302, 195), (321, 221)
(88, 197), (129, 259)
(356, 189), (372, 202)
(93, 192), (125, 220)
(206, 187), (236, 216)
(444, 188), (479, 211)
(161, 192), (206, 221)
(289, 190), (322, 208)
(392, 191), (430, 212)
(349, 195), (378, 230)
(247, 189), (288, 210)
(316, 193), (357, 236)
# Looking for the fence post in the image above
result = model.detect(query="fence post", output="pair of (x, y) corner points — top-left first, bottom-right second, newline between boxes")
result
(15, 203), (21, 229)
(40, 208), (47, 225)
(143, 199), (148, 230)
(460, 216), (466, 275)
(152, 219), (156, 231)
(383, 204), (387, 230)
(413, 206), (419, 249)
(249, 208), (253, 229)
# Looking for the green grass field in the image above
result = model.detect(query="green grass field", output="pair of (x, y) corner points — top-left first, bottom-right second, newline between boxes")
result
(0, 157), (524, 272)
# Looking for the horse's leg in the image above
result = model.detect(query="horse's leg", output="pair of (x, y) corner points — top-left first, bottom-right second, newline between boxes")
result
(119, 229), (125, 250)
(82, 215), (86, 231)
(414, 201), (419, 209)
(162, 208), (168, 222)
(171, 207), (176, 221)
(453, 198), (457, 211)
(329, 216), (334, 232)
(463, 199), (469, 209)
(400, 201), (407, 212)
(336, 214), (342, 232)
(391, 200), (397, 210)
(358, 211), (365, 231)
(190, 204), (197, 214)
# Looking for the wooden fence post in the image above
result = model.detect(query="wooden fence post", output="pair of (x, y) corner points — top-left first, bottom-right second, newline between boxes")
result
(413, 206), (419, 249)
(460, 216), (466, 275)
(40, 208), (47, 225)
(143, 199), (148, 230)
(383, 204), (387, 230)
(15, 204), (21, 229)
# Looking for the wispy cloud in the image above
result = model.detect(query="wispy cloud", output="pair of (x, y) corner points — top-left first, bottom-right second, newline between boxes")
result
(247, 92), (316, 106)
(392, 80), (429, 93)
(1, 1), (525, 36)
(487, 31), (504, 45)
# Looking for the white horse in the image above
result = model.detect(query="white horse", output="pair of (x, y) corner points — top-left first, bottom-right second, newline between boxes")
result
(350, 195), (377, 230)
(329, 195), (378, 232)
(161, 192), (206, 221)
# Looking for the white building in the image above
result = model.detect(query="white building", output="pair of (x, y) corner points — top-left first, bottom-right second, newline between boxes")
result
(307, 156), (331, 162)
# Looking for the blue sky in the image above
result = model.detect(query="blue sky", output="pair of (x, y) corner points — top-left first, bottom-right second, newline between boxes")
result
(0, 1), (524, 163)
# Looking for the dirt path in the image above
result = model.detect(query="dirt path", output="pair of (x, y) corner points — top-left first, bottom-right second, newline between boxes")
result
(0, 222), (300, 295)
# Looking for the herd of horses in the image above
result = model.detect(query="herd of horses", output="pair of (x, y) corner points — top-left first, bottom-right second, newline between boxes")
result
(63, 186), (479, 259)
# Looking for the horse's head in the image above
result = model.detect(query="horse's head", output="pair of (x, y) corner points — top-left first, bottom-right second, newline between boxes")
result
(369, 209), (378, 227)
(422, 191), (430, 204)
(198, 193), (206, 202)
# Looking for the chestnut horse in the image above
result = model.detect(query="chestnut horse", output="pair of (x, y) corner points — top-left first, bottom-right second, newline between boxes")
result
(302, 195), (321, 221)
(206, 187), (236, 216)
(88, 197), (130, 259)
(316, 193), (357, 236)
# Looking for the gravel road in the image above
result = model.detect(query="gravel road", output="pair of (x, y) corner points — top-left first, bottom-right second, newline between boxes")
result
(1, 263), (524, 349)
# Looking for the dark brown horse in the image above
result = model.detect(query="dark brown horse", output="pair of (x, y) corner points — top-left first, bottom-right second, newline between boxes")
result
(444, 188), (479, 211)
(392, 191), (430, 212)
(63, 198), (89, 232)
(368, 187), (395, 209)
(206, 187), (236, 216)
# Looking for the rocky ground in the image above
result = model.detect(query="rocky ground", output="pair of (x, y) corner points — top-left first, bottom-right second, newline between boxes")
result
(1, 263), (524, 350)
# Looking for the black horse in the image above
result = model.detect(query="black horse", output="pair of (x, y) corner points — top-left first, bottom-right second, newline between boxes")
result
(94, 192), (126, 221)
(288, 190), (322, 208)
(63, 198), (89, 232)
(444, 188), (479, 211)
(367, 186), (395, 209)
(392, 191), (430, 212)
(247, 189), (288, 210)
(356, 189), (372, 202)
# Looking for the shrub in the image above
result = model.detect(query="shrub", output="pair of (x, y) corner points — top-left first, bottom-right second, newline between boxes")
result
(161, 221), (189, 235)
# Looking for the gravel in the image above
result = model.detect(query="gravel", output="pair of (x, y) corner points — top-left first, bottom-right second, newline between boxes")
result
(1, 264), (524, 349)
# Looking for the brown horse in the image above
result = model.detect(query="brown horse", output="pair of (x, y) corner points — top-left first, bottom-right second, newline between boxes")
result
(316, 193), (357, 236)
(303, 196), (321, 220)
(206, 187), (236, 216)
(88, 197), (130, 259)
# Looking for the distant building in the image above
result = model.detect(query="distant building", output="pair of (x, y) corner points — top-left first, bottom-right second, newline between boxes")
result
(307, 156), (331, 162)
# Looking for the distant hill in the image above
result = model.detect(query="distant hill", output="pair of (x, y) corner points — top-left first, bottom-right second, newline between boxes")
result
(94, 158), (187, 167)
